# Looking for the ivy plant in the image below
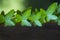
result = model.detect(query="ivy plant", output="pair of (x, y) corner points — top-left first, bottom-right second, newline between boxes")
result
(55, 4), (60, 25)
(0, 2), (60, 27)
(4, 9), (15, 26)
(46, 2), (58, 22)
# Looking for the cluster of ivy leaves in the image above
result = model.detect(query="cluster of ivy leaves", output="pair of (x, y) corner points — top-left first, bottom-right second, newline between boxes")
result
(0, 2), (60, 27)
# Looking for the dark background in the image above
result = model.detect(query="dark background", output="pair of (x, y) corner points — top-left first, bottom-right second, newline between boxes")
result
(0, 0), (60, 40)
(26, 0), (59, 11)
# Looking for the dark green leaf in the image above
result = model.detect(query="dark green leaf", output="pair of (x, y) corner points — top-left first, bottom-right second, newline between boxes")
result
(17, 10), (22, 15)
(1, 11), (5, 16)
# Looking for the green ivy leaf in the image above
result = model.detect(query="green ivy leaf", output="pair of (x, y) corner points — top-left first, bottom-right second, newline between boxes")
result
(47, 14), (58, 22)
(40, 9), (46, 18)
(39, 9), (46, 23)
(21, 8), (32, 26)
(21, 20), (32, 27)
(33, 9), (46, 26)
(34, 20), (42, 27)
(14, 14), (22, 23)
(5, 9), (15, 26)
(22, 8), (31, 20)
(5, 9), (15, 19)
(46, 2), (58, 22)
(46, 2), (57, 15)
(5, 20), (15, 26)
(34, 11), (41, 20)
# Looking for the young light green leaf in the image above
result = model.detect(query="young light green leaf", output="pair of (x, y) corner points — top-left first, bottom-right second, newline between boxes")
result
(5, 9), (15, 26)
(46, 2), (57, 15)
(21, 20), (32, 27)
(47, 14), (58, 22)
(34, 20), (42, 27)
(39, 9), (46, 23)
(21, 8), (32, 26)
(5, 20), (15, 26)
